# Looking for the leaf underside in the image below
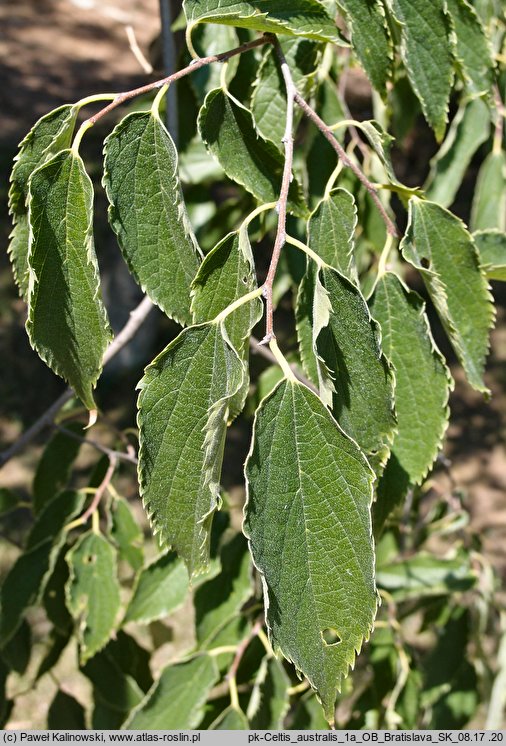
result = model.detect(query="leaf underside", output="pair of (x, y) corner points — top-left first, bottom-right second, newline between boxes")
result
(184, 0), (343, 43)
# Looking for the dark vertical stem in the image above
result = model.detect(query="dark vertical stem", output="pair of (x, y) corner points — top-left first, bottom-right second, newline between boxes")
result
(159, 0), (179, 142)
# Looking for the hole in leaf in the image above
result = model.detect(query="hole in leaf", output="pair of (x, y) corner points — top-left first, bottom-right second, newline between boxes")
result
(322, 628), (342, 646)
(421, 257), (430, 269)
(84, 554), (96, 565)
(241, 276), (248, 284)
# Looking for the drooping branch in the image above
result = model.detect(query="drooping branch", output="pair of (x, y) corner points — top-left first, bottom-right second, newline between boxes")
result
(82, 35), (272, 130)
(74, 455), (118, 527)
(0, 296), (155, 469)
(294, 92), (398, 238)
(53, 423), (138, 465)
(260, 38), (297, 343)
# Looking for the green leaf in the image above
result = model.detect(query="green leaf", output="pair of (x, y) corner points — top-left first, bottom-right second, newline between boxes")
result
(124, 655), (219, 729)
(376, 552), (476, 600)
(369, 272), (451, 484)
(474, 230), (506, 280)
(0, 491), (85, 646)
(82, 654), (144, 712)
(184, 0), (343, 43)
(388, 0), (453, 140)
(198, 89), (307, 217)
(305, 78), (347, 205)
(337, 0), (392, 96)
(137, 323), (244, 576)
(124, 551), (189, 625)
(251, 38), (319, 147)
(27, 150), (112, 410)
(295, 269), (319, 385)
(290, 693), (330, 729)
(8, 105), (78, 300)
(82, 632), (153, 713)
(92, 702), (127, 730)
(103, 111), (202, 325)
(471, 150), (506, 232)
(313, 266), (396, 464)
(343, 119), (418, 196)
(190, 24), (240, 104)
(191, 228), (263, 420)
(36, 629), (70, 680)
(65, 532), (121, 663)
(0, 543), (57, 647)
(27, 490), (85, 551)
(0, 620), (31, 675)
(43, 547), (73, 634)
(247, 656), (290, 729)
(0, 489), (18, 517)
(244, 380), (377, 724)
(308, 188), (358, 281)
(110, 499), (144, 572)
(401, 198), (494, 393)
(192, 230), (261, 352)
(425, 98), (491, 208)
(446, 0), (496, 97)
(211, 706), (249, 729)
(372, 454), (411, 535)
(32, 423), (83, 514)
(0, 660), (12, 729)
(47, 690), (86, 730)
(195, 533), (252, 647)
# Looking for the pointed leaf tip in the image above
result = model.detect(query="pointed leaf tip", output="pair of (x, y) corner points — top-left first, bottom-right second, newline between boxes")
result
(27, 150), (111, 410)
(244, 379), (377, 721)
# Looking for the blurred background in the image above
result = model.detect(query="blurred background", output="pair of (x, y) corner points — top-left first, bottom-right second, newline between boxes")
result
(1, 0), (505, 728)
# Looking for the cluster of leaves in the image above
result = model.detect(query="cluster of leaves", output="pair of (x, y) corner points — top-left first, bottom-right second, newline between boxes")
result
(2, 0), (506, 729)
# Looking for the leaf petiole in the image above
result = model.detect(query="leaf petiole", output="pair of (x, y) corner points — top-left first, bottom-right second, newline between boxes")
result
(285, 234), (326, 269)
(240, 202), (277, 232)
(71, 120), (94, 155)
(212, 286), (264, 325)
(268, 338), (297, 383)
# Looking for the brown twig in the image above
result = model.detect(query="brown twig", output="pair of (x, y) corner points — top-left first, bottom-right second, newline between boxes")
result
(227, 619), (264, 682)
(53, 423), (138, 465)
(85, 35), (272, 129)
(78, 455), (117, 526)
(294, 92), (398, 237)
(0, 296), (155, 469)
(260, 38), (297, 343)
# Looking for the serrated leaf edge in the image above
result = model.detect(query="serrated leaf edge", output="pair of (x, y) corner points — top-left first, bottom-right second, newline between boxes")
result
(402, 198), (495, 394)
(26, 150), (112, 410)
(102, 110), (203, 327)
(376, 272), (454, 485)
(64, 532), (121, 664)
(137, 322), (245, 577)
(243, 378), (379, 721)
